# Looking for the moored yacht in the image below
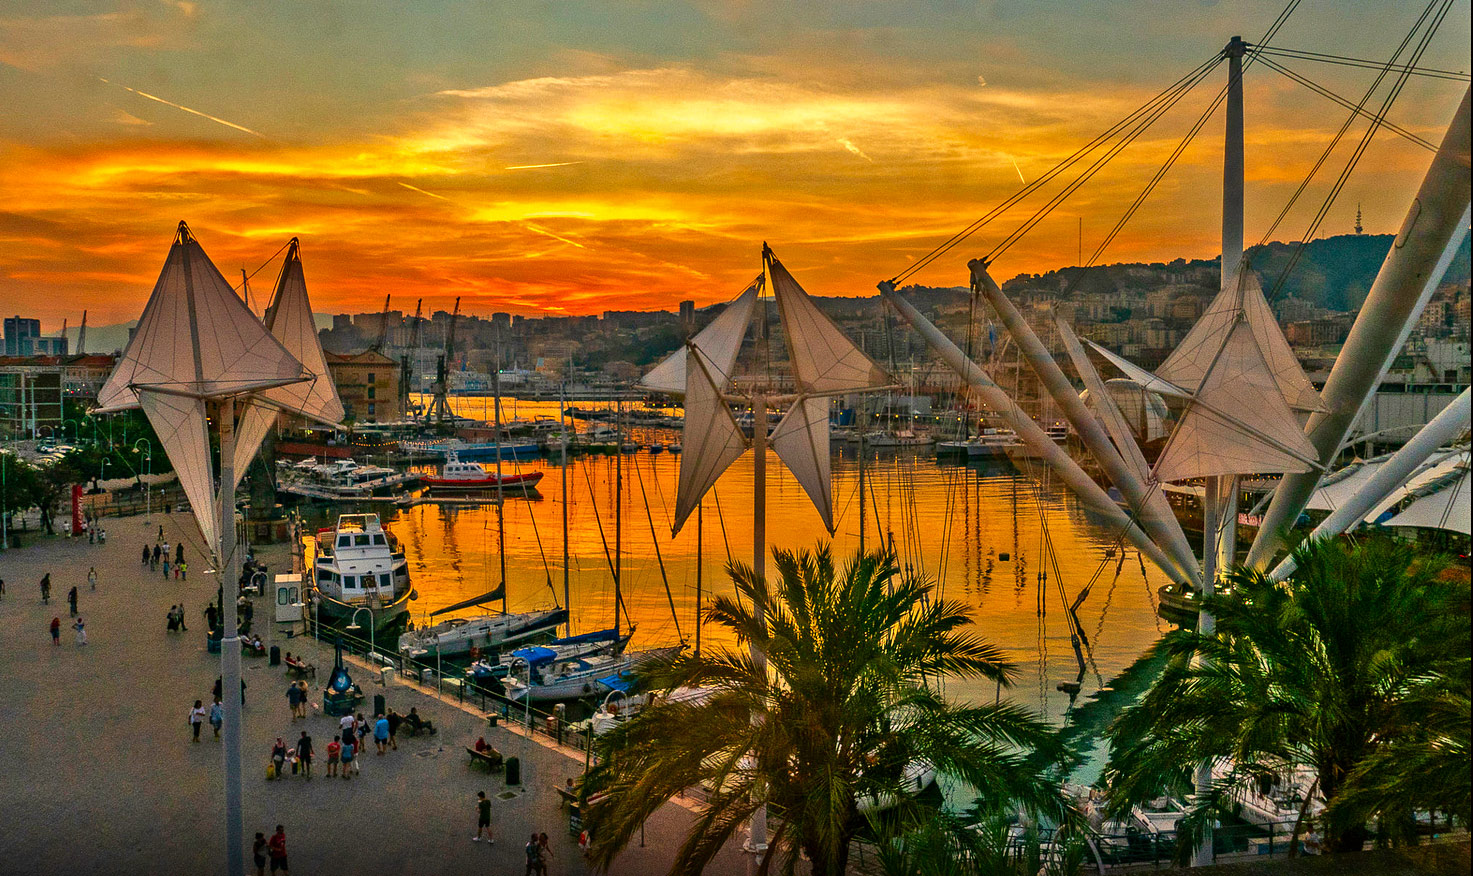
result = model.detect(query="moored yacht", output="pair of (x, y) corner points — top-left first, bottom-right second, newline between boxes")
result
(400, 607), (568, 660)
(310, 514), (415, 633)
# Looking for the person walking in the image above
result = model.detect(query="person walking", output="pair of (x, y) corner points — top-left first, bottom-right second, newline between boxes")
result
(266, 825), (289, 875)
(179, 559), (188, 581)
(374, 714), (389, 755)
(1, 576), (6, 600)
(252, 832), (268, 876)
(49, 617), (60, 646)
(67, 586), (78, 616)
(161, 554), (170, 579)
(87, 567), (98, 591)
(297, 730), (313, 780)
(142, 544), (151, 567)
(355, 712), (369, 754)
(209, 698), (224, 739)
(270, 738), (287, 779)
(87, 521), (95, 544)
(338, 735), (354, 780)
(473, 791), (493, 843)
(537, 832), (553, 875)
(175, 542), (184, 566)
(524, 832), (544, 875)
(40, 573), (51, 604)
(189, 700), (207, 742)
(325, 735), (340, 777)
(157, 524), (164, 541)
(151, 544), (160, 570)
(286, 681), (304, 720)
(178, 602), (188, 632)
(72, 617), (86, 646)
(386, 708), (401, 750)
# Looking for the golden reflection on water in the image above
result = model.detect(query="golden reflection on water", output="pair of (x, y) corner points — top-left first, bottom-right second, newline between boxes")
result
(310, 397), (1172, 724)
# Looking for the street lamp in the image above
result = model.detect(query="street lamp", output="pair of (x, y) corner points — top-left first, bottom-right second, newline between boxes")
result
(132, 439), (153, 523)
(344, 607), (376, 669)
(98, 457), (109, 491)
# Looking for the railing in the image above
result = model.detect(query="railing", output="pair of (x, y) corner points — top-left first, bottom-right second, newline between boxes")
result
(82, 486), (187, 520)
(301, 622), (603, 758)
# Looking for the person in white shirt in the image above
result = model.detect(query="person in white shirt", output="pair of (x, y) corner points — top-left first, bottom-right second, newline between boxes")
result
(189, 700), (208, 743)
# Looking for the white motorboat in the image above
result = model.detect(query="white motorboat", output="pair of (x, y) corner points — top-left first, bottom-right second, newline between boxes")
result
(466, 627), (631, 684)
(278, 458), (419, 501)
(309, 513), (415, 633)
(588, 685), (710, 735)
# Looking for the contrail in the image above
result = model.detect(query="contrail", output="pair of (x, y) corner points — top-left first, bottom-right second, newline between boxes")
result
(522, 222), (586, 249)
(504, 162), (583, 171)
(98, 78), (265, 138)
(398, 182), (454, 201)
(1010, 157), (1026, 184)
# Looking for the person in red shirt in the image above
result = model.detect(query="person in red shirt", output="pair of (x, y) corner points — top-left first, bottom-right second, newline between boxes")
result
(267, 825), (288, 874)
(326, 736), (341, 778)
(49, 617), (60, 645)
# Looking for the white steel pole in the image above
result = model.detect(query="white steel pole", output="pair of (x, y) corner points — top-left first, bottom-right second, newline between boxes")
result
(1249, 87), (1472, 568)
(746, 391), (768, 873)
(218, 394), (245, 876)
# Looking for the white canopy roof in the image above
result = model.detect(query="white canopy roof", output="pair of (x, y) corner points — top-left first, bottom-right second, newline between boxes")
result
(97, 223), (307, 411)
(639, 280), (758, 394)
(1381, 469), (1470, 534)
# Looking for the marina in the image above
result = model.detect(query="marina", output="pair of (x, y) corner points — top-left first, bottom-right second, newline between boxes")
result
(1, 2), (1469, 874)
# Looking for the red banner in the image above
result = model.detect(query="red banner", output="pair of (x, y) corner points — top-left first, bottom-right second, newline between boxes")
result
(71, 484), (84, 536)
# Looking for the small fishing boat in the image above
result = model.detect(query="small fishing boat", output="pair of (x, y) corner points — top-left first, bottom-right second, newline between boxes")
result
(421, 450), (545, 492)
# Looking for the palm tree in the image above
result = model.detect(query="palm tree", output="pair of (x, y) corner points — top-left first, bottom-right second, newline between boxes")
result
(1103, 537), (1467, 859)
(583, 545), (1069, 876)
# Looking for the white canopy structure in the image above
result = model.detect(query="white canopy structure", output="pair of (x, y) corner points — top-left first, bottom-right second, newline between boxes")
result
(97, 223), (308, 548)
(1381, 470), (1470, 535)
(230, 239), (344, 491)
(644, 246), (892, 537)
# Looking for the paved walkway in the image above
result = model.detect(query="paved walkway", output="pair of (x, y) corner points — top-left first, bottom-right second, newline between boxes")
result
(0, 512), (746, 875)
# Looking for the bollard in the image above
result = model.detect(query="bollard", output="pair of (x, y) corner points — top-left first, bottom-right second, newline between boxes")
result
(269, 645), (281, 666)
(373, 694), (385, 716)
(505, 756), (521, 786)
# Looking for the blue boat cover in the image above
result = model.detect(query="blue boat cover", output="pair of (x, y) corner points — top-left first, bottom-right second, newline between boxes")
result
(597, 673), (633, 692)
(511, 646), (557, 666)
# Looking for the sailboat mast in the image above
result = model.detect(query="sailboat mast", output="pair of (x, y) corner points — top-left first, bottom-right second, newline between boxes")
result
(695, 502), (702, 659)
(561, 379), (570, 630)
(1194, 34), (1246, 869)
(494, 336), (507, 615)
(614, 399), (622, 641)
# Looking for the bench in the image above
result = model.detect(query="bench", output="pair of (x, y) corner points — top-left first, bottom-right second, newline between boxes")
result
(285, 661), (316, 680)
(466, 746), (504, 772)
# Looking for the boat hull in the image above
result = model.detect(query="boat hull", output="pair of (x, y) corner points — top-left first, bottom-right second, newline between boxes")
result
(423, 471), (545, 491)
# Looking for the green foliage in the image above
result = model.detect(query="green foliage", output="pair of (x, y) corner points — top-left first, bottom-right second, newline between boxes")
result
(870, 813), (1090, 876)
(584, 545), (1068, 876)
(1103, 538), (1469, 860)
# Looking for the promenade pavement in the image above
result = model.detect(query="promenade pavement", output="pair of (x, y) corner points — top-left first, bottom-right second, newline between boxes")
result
(0, 511), (747, 876)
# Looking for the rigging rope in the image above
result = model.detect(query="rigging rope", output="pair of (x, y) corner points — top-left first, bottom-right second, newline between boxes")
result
(633, 452), (684, 642)
(1257, 46), (1471, 82)
(888, 53), (1226, 285)
(1256, 57), (1437, 151)
(1265, 0), (1456, 301)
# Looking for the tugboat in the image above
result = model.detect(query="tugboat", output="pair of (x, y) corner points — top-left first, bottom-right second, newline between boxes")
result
(309, 514), (415, 634)
(421, 450), (545, 492)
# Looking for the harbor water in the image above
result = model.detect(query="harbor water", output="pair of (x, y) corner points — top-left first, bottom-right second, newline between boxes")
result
(302, 398), (1176, 735)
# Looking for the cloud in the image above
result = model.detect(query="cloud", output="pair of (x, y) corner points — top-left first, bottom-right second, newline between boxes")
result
(0, 11), (165, 71)
(837, 138), (873, 161)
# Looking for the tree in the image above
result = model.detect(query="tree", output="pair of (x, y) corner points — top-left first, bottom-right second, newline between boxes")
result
(584, 545), (1068, 876)
(1103, 537), (1468, 859)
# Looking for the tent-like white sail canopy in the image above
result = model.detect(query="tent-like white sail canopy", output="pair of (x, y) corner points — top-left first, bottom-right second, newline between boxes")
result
(656, 246), (891, 536)
(1084, 338), (1191, 399)
(768, 248), (891, 394)
(1158, 267), (1322, 413)
(770, 396), (834, 531)
(639, 280), (759, 395)
(97, 223), (308, 412)
(1153, 318), (1320, 482)
(671, 349), (748, 535)
(231, 239), (344, 490)
(98, 223), (311, 557)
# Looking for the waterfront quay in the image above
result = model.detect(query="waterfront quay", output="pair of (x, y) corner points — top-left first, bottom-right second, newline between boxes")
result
(0, 512), (746, 876)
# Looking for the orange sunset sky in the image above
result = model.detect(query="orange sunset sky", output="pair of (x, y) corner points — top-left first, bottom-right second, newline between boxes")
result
(1, 1), (1468, 329)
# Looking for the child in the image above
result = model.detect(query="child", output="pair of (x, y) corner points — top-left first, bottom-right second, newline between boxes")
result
(325, 735), (341, 777)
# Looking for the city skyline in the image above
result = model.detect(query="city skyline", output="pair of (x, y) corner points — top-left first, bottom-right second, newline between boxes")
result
(1, 1), (1469, 329)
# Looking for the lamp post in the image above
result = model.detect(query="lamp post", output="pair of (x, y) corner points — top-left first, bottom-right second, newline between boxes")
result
(98, 457), (109, 491)
(132, 439), (153, 523)
(64, 418), (81, 445)
(345, 607), (375, 667)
